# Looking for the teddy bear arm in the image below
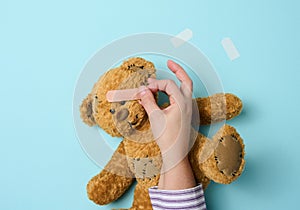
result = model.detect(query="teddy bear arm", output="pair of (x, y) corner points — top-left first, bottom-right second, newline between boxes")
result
(196, 93), (243, 125)
(87, 142), (134, 205)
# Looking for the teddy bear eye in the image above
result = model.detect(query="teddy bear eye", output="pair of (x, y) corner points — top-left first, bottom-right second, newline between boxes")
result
(120, 101), (126, 105)
(110, 109), (115, 114)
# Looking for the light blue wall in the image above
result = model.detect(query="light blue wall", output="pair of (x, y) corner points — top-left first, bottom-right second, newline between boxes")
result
(1, 0), (299, 209)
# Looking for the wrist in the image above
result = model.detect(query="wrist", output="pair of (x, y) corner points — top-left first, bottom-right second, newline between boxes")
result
(158, 156), (196, 190)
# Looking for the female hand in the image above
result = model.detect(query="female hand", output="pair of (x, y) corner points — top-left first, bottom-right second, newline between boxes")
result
(138, 60), (196, 190)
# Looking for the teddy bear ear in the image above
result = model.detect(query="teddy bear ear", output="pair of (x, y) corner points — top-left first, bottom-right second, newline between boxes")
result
(80, 93), (96, 126)
(120, 57), (155, 72)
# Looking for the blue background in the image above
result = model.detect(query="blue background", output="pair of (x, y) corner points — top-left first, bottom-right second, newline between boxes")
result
(1, 0), (299, 209)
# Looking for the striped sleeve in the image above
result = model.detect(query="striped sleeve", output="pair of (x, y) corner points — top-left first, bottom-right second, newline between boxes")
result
(148, 184), (207, 210)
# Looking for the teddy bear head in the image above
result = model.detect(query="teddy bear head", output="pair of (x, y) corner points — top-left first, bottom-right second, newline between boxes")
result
(80, 57), (156, 138)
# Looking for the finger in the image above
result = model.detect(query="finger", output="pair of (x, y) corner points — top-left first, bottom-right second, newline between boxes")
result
(137, 87), (160, 115)
(147, 78), (181, 103)
(167, 60), (193, 94)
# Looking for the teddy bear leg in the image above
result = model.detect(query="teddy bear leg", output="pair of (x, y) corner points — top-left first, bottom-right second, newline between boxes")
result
(196, 93), (243, 125)
(189, 133), (211, 189)
(130, 183), (153, 210)
(200, 124), (245, 184)
(87, 142), (134, 205)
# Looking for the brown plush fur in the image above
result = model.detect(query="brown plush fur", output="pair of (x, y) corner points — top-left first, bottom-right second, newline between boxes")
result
(80, 57), (245, 209)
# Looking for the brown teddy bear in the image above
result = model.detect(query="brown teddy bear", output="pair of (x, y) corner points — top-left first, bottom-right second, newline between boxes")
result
(80, 57), (245, 209)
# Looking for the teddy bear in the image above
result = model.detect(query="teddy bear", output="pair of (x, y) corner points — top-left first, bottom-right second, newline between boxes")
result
(80, 57), (245, 209)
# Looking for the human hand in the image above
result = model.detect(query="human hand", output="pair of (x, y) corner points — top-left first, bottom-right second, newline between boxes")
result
(138, 60), (194, 168)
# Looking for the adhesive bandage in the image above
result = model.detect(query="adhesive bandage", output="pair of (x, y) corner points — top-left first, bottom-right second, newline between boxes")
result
(221, 38), (240, 61)
(106, 88), (141, 102)
(170, 29), (193, 48)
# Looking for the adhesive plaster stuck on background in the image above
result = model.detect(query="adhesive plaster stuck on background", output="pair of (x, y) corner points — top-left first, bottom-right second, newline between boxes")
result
(221, 38), (240, 61)
(170, 29), (193, 48)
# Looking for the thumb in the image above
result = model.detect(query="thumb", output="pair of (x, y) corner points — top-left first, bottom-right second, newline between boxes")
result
(138, 87), (160, 115)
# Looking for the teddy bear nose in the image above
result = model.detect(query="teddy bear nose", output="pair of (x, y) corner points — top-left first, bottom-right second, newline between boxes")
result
(116, 109), (129, 121)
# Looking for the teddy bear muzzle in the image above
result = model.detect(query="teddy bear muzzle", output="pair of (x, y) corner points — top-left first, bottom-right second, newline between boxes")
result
(116, 108), (129, 121)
